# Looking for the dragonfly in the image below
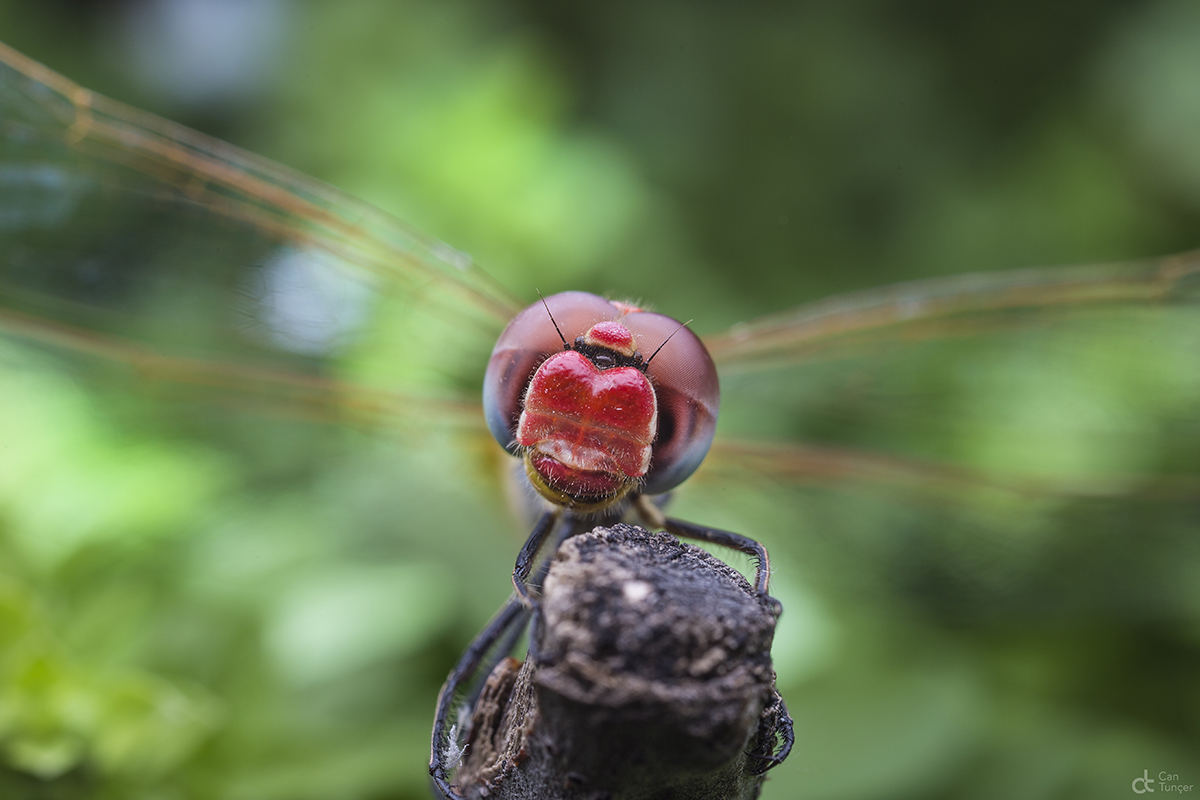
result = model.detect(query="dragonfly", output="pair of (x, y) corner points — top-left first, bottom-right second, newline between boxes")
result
(2, 39), (1200, 798)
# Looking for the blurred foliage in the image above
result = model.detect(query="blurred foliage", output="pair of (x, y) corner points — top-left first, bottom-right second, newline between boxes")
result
(1, 0), (1200, 798)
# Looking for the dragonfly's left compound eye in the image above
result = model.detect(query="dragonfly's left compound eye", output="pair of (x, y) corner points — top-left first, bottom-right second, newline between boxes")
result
(483, 292), (719, 508)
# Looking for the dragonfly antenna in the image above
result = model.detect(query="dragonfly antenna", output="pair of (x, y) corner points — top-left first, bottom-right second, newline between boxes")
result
(646, 319), (693, 366)
(537, 290), (570, 350)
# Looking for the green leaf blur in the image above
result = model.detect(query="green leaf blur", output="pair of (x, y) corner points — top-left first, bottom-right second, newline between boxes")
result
(1, 1), (1199, 798)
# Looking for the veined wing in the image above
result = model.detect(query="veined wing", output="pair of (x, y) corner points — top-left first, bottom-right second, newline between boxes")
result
(699, 252), (1200, 490)
(656, 255), (1200, 638)
(704, 252), (1200, 372)
(0, 41), (519, 423)
(687, 254), (1200, 594)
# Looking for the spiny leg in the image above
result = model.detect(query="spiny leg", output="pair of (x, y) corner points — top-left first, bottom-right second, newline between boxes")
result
(429, 595), (529, 800)
(431, 509), (572, 798)
(634, 495), (791, 771)
(664, 515), (775, 597)
(634, 495), (780, 613)
(463, 601), (528, 712)
(511, 509), (561, 607)
(747, 694), (795, 774)
(515, 510), (601, 663)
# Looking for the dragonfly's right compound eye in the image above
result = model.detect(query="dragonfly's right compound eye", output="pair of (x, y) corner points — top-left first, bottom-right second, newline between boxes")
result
(483, 292), (719, 509)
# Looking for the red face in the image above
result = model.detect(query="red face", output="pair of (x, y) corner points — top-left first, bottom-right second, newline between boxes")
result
(483, 292), (720, 511)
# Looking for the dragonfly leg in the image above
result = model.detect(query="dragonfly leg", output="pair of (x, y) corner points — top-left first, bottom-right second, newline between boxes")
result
(432, 510), (584, 798)
(746, 694), (795, 774)
(634, 496), (779, 613)
(516, 510), (598, 664)
(662, 515), (779, 612)
(511, 509), (561, 607)
(429, 595), (530, 800)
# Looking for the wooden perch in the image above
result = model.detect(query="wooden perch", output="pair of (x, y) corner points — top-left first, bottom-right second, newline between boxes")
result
(455, 523), (791, 799)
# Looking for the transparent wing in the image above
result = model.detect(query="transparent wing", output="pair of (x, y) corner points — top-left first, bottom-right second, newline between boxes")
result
(699, 253), (1200, 490)
(0, 41), (519, 428)
(5, 37), (1199, 606)
(704, 253), (1200, 371)
(0, 44), (545, 798)
(681, 254), (1200, 623)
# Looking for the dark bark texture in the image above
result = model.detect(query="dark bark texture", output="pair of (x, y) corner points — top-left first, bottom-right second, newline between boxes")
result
(456, 523), (789, 799)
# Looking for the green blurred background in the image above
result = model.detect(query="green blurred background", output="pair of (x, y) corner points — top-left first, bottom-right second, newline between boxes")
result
(2, 0), (1200, 798)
